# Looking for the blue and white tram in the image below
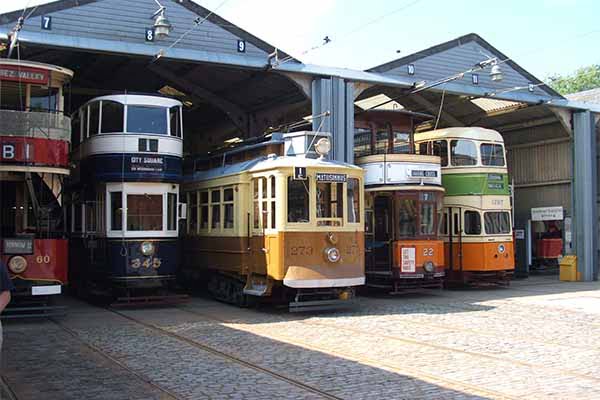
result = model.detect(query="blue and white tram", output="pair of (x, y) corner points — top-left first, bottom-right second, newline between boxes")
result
(68, 94), (185, 302)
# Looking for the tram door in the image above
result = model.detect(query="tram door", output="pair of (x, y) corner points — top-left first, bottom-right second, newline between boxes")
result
(447, 207), (463, 271)
(372, 196), (393, 272)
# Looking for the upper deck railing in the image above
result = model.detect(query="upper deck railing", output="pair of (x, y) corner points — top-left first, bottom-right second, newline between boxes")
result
(0, 109), (71, 142)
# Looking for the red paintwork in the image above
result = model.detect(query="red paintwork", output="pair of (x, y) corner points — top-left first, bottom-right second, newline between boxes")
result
(0, 65), (49, 85)
(0, 136), (69, 168)
(2, 239), (68, 285)
(536, 238), (563, 259)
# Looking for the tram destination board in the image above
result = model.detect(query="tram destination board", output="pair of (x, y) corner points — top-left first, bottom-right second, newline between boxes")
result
(129, 156), (164, 173)
(316, 173), (347, 182)
(3, 238), (34, 255)
(411, 170), (437, 178)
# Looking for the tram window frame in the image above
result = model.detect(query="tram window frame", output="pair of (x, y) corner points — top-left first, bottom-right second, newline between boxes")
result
(167, 193), (177, 231)
(223, 187), (235, 230)
(440, 210), (448, 235)
(374, 123), (391, 154)
(287, 177), (310, 224)
(480, 143), (505, 167)
(396, 196), (417, 238)
(126, 105), (169, 135)
(109, 191), (123, 231)
(419, 192), (437, 236)
(126, 194), (164, 231)
(268, 176), (276, 230)
(29, 85), (59, 113)
(210, 189), (221, 230)
(100, 100), (125, 134)
(316, 181), (344, 227)
(200, 191), (209, 231)
(169, 106), (183, 138)
(347, 178), (361, 224)
(433, 140), (449, 167)
(88, 101), (100, 137)
(450, 139), (478, 166)
(188, 191), (198, 235)
(464, 210), (482, 235)
(484, 211), (511, 234)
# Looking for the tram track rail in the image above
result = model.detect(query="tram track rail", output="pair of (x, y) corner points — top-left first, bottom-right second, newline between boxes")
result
(106, 308), (343, 400)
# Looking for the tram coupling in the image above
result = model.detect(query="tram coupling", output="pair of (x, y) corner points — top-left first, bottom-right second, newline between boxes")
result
(288, 288), (357, 313)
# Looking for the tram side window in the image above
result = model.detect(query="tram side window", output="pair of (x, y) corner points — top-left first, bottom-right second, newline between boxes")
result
(480, 143), (505, 166)
(433, 140), (448, 166)
(464, 211), (481, 235)
(188, 191), (198, 234)
(450, 140), (477, 166)
(101, 101), (124, 134)
(375, 126), (390, 154)
(287, 177), (310, 223)
(127, 194), (163, 231)
(440, 210), (448, 235)
(269, 176), (276, 229)
(110, 192), (123, 231)
(347, 178), (360, 223)
(211, 190), (221, 230)
(89, 102), (100, 136)
(223, 188), (234, 229)
(354, 127), (372, 158)
(393, 131), (411, 154)
(316, 182), (343, 226)
(200, 191), (209, 230)
(127, 106), (168, 134)
(169, 106), (182, 137)
(420, 203), (435, 235)
(253, 178), (260, 229)
(167, 193), (177, 231)
(418, 142), (429, 156)
(397, 199), (417, 237)
(484, 212), (511, 234)
(30, 86), (58, 112)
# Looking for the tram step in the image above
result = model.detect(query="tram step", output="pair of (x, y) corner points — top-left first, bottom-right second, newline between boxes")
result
(111, 294), (190, 308)
(288, 298), (356, 313)
(2, 305), (67, 319)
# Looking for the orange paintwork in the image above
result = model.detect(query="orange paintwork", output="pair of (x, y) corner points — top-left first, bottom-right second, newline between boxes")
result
(392, 240), (445, 273)
(445, 241), (514, 272)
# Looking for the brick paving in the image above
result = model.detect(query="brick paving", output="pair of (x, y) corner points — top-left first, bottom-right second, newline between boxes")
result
(1, 275), (599, 399)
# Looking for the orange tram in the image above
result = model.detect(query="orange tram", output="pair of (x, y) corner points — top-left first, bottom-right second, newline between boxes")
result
(0, 59), (74, 316)
(354, 110), (445, 292)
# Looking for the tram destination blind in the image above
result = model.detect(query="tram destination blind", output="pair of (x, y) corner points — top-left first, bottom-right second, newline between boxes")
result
(316, 173), (347, 183)
(129, 156), (164, 172)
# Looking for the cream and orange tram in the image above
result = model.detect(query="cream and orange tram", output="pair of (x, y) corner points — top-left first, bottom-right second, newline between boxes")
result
(182, 131), (365, 311)
(415, 127), (514, 285)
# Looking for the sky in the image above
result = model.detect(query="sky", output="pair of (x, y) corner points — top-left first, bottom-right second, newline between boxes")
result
(1, 0), (599, 80)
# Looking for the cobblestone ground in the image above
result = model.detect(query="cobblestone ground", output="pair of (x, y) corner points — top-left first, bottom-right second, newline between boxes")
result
(2, 275), (600, 399)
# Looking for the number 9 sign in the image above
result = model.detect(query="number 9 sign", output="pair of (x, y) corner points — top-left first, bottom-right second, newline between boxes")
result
(237, 40), (246, 53)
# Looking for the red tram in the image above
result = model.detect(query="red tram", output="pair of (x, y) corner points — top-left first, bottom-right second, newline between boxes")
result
(0, 59), (73, 314)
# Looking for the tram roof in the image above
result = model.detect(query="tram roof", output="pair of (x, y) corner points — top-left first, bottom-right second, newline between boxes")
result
(0, 58), (74, 81)
(78, 94), (183, 109)
(187, 155), (362, 182)
(414, 127), (505, 143)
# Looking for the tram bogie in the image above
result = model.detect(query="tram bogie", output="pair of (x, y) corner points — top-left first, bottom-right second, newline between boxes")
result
(67, 94), (186, 304)
(182, 131), (365, 311)
(0, 60), (73, 316)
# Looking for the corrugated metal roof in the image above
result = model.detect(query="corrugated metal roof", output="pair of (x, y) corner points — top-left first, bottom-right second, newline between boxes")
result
(566, 88), (600, 105)
(469, 98), (525, 113)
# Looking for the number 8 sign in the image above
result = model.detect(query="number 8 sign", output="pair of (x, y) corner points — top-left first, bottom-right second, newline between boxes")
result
(145, 28), (155, 42)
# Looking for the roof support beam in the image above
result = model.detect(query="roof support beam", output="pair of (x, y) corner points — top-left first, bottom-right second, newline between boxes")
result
(494, 116), (558, 133)
(549, 106), (573, 138)
(149, 64), (249, 136)
(410, 93), (463, 127)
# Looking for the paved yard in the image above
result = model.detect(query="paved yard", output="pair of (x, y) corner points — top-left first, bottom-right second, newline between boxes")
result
(2, 275), (599, 399)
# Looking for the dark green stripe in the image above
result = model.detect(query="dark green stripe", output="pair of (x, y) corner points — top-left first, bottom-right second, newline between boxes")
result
(442, 173), (510, 196)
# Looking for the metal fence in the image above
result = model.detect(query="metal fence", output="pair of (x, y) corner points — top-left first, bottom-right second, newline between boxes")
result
(0, 110), (71, 141)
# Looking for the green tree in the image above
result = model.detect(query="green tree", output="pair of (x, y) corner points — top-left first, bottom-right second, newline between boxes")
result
(547, 64), (600, 95)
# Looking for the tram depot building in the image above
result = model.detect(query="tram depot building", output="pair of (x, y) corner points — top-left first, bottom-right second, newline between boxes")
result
(0, 0), (599, 285)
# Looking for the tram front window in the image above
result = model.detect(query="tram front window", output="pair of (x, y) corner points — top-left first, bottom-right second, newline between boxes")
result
(464, 210), (482, 235)
(127, 194), (163, 231)
(480, 143), (505, 166)
(392, 131), (411, 154)
(397, 198), (417, 237)
(450, 139), (477, 166)
(347, 178), (360, 223)
(375, 127), (390, 154)
(316, 182), (343, 226)
(484, 211), (511, 234)
(127, 106), (168, 134)
(30, 86), (59, 112)
(354, 127), (372, 158)
(287, 177), (310, 223)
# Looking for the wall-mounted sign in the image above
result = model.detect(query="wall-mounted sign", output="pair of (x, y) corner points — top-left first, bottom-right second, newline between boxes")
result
(3, 238), (34, 255)
(411, 170), (437, 178)
(515, 229), (525, 240)
(0, 65), (49, 85)
(293, 166), (307, 180)
(531, 206), (563, 221)
(41, 16), (52, 30)
(145, 27), (155, 42)
(130, 156), (164, 172)
(237, 40), (246, 53)
(316, 173), (347, 183)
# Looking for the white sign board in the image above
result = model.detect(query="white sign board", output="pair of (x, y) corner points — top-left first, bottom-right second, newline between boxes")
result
(531, 206), (563, 221)
(401, 247), (416, 273)
(32, 285), (61, 296)
(515, 229), (525, 240)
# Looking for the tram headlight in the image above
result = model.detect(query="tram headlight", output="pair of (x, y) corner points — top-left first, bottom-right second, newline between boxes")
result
(315, 137), (331, 157)
(8, 256), (27, 274)
(325, 247), (341, 263)
(423, 261), (435, 273)
(140, 241), (155, 256)
(498, 244), (506, 254)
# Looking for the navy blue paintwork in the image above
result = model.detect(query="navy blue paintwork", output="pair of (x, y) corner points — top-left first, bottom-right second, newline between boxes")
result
(106, 239), (180, 281)
(80, 154), (182, 183)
